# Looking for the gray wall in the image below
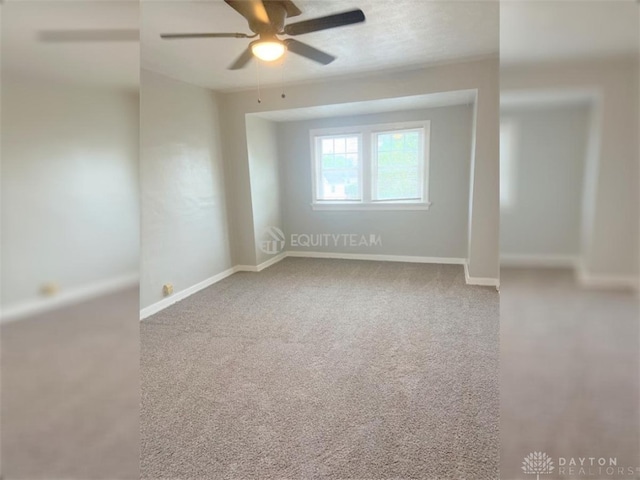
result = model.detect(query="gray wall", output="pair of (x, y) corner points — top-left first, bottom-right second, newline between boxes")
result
(220, 58), (500, 281)
(501, 57), (639, 278)
(278, 105), (473, 258)
(1, 78), (139, 307)
(246, 116), (283, 265)
(140, 70), (232, 309)
(500, 104), (590, 257)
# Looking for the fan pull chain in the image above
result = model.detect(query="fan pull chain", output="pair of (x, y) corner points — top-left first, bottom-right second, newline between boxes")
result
(255, 60), (262, 104)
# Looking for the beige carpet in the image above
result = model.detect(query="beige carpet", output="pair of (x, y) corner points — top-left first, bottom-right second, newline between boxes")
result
(1, 288), (140, 479)
(500, 267), (640, 480)
(141, 258), (499, 479)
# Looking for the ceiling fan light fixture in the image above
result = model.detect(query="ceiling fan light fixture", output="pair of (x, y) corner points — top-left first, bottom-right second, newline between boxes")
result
(160, 2), (366, 70)
(251, 40), (286, 62)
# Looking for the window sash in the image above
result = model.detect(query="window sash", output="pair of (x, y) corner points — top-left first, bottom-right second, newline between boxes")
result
(314, 134), (363, 202)
(371, 127), (425, 202)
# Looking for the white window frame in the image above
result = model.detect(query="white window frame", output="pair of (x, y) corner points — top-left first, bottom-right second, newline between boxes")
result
(310, 121), (431, 211)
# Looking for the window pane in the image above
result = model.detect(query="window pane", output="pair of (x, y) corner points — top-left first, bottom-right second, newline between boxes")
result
(321, 154), (336, 169)
(321, 138), (334, 154)
(321, 169), (359, 200)
(374, 129), (423, 201)
(500, 121), (517, 208)
(404, 132), (419, 150)
(377, 151), (392, 167)
(392, 133), (404, 150)
(344, 153), (358, 168)
(334, 137), (346, 154)
(401, 151), (418, 166)
(322, 153), (358, 169)
(376, 166), (420, 200)
(346, 137), (358, 153)
(377, 134), (392, 152)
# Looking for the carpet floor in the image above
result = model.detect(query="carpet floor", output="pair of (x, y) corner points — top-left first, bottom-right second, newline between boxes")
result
(1, 287), (140, 479)
(141, 258), (499, 479)
(500, 267), (640, 480)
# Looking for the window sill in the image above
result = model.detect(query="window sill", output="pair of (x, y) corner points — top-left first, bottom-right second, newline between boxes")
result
(311, 202), (432, 211)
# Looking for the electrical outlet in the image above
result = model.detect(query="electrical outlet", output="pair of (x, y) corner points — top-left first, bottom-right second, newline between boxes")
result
(41, 282), (59, 297)
(162, 284), (173, 297)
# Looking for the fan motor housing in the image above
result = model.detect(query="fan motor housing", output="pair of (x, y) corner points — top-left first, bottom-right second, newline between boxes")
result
(251, 1), (289, 34)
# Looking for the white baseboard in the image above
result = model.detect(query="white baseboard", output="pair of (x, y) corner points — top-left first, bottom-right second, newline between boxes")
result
(576, 268), (639, 291)
(139, 251), (497, 320)
(287, 250), (499, 288)
(257, 252), (287, 271)
(500, 253), (578, 268)
(500, 256), (638, 291)
(1, 273), (139, 324)
(235, 253), (287, 273)
(234, 264), (259, 273)
(464, 263), (500, 288)
(285, 250), (467, 265)
(141, 253), (289, 320)
(140, 267), (236, 320)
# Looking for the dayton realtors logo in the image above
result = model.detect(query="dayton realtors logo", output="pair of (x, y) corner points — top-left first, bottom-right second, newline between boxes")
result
(522, 452), (555, 480)
(521, 453), (639, 478)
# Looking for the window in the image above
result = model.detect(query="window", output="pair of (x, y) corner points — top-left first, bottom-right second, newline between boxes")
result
(373, 129), (424, 202)
(311, 121), (431, 210)
(314, 134), (362, 202)
(500, 120), (518, 210)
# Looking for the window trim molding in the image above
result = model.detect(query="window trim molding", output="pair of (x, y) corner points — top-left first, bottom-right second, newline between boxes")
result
(309, 120), (432, 210)
(310, 201), (432, 211)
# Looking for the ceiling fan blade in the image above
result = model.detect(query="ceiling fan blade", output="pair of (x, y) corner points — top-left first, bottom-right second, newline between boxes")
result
(224, 0), (270, 27)
(229, 46), (254, 70)
(161, 33), (253, 39)
(37, 29), (139, 42)
(283, 39), (335, 65)
(284, 9), (365, 36)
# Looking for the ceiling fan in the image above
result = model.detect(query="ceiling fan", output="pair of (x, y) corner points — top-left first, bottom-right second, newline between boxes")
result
(160, 0), (365, 70)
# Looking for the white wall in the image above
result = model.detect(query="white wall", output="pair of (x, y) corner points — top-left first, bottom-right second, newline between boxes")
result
(278, 105), (473, 258)
(500, 103), (590, 258)
(502, 57), (639, 278)
(220, 58), (499, 281)
(1, 78), (139, 309)
(140, 70), (232, 309)
(245, 116), (283, 265)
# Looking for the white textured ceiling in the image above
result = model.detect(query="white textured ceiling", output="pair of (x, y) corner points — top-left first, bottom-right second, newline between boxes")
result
(4, 1), (637, 90)
(501, 0), (639, 65)
(1, 1), (139, 89)
(141, 0), (498, 91)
